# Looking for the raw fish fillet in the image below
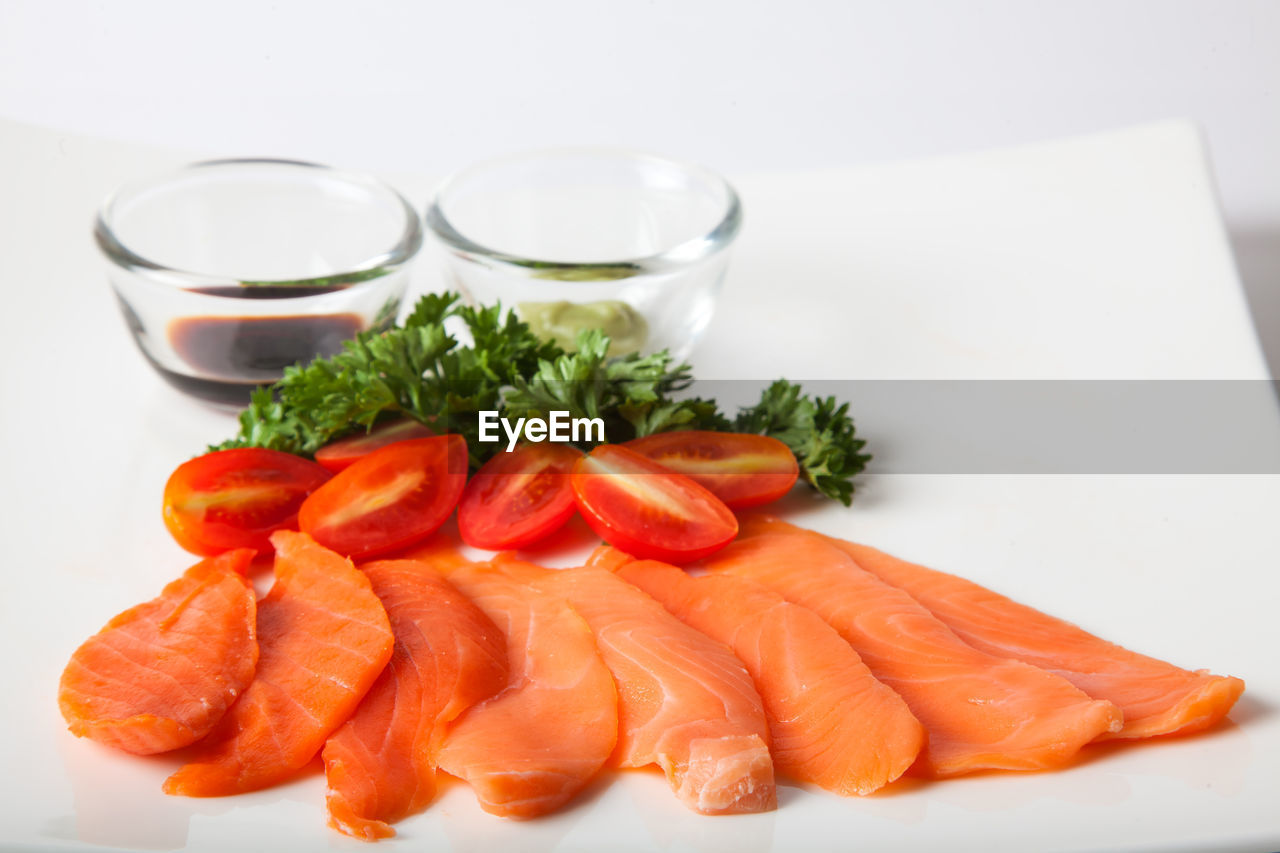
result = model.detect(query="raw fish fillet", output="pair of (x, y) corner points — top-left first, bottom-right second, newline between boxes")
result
(528, 554), (776, 815)
(164, 531), (393, 796)
(58, 549), (257, 755)
(323, 559), (508, 840)
(436, 559), (617, 819)
(744, 518), (1245, 740)
(700, 529), (1123, 777)
(607, 550), (924, 796)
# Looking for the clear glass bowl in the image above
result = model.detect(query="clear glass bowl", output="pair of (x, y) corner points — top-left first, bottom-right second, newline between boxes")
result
(95, 158), (422, 406)
(425, 148), (742, 361)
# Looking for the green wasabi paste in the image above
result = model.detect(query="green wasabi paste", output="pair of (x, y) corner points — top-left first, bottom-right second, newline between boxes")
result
(517, 300), (649, 356)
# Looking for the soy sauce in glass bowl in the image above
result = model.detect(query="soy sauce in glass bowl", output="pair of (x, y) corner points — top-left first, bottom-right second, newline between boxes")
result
(96, 159), (422, 406)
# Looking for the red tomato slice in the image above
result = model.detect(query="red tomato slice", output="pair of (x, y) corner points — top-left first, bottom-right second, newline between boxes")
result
(457, 444), (581, 550)
(570, 444), (738, 564)
(299, 435), (467, 560)
(163, 448), (332, 556)
(622, 431), (800, 508)
(314, 418), (437, 473)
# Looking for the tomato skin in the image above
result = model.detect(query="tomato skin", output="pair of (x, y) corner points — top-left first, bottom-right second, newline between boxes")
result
(622, 431), (799, 509)
(314, 418), (437, 473)
(457, 444), (581, 550)
(162, 448), (332, 557)
(299, 435), (467, 560)
(570, 444), (738, 564)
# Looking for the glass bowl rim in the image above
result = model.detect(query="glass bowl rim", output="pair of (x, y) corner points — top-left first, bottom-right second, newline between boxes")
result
(93, 157), (424, 293)
(424, 146), (743, 276)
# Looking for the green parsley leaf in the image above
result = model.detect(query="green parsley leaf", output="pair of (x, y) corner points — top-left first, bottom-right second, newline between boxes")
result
(214, 294), (870, 502)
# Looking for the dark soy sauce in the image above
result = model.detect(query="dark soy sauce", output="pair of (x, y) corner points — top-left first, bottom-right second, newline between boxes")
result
(189, 284), (355, 299)
(164, 312), (365, 406)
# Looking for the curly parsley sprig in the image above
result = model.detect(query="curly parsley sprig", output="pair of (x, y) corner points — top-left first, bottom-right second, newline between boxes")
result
(215, 292), (871, 503)
(732, 380), (871, 506)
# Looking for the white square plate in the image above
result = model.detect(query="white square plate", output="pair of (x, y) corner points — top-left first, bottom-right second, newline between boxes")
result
(1, 119), (1275, 852)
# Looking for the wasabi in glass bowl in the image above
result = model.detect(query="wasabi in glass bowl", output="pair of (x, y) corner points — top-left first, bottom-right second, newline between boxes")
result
(425, 148), (742, 361)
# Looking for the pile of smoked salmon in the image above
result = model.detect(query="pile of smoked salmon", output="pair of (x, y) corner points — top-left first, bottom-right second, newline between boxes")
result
(58, 517), (1244, 840)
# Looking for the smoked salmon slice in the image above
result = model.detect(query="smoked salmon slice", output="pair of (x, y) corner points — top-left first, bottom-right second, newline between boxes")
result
(700, 529), (1124, 777)
(58, 549), (258, 755)
(527, 554), (776, 815)
(435, 558), (618, 819)
(322, 558), (508, 840)
(164, 531), (393, 796)
(741, 518), (1245, 740)
(608, 551), (925, 796)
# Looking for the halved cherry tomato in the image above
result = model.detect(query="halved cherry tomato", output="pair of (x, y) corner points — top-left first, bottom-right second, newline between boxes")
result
(314, 418), (437, 473)
(299, 435), (467, 559)
(622, 431), (799, 508)
(457, 444), (581, 550)
(570, 444), (738, 564)
(162, 448), (332, 556)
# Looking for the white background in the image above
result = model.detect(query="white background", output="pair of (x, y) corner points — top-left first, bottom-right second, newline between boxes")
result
(2, 0), (1278, 373)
